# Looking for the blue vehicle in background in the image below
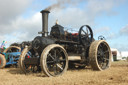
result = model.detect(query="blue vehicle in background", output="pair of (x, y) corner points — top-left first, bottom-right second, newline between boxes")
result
(0, 41), (31, 69)
(0, 46), (21, 69)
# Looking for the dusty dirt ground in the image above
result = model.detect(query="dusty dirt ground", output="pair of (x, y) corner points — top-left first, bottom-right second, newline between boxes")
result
(0, 61), (128, 85)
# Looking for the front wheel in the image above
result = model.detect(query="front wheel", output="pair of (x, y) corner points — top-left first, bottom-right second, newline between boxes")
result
(40, 44), (68, 77)
(19, 47), (38, 73)
(89, 40), (111, 71)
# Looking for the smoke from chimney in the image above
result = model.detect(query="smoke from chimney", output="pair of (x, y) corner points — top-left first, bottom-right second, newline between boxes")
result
(45, 0), (85, 11)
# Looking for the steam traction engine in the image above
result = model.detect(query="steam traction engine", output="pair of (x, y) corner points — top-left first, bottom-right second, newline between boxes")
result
(19, 10), (111, 77)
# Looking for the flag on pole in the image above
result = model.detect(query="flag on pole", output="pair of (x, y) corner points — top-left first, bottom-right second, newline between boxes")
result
(0, 41), (6, 49)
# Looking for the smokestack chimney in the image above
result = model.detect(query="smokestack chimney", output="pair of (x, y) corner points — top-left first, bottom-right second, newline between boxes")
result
(40, 10), (50, 37)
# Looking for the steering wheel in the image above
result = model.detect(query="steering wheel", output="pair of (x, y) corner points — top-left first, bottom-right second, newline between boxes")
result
(79, 25), (93, 46)
(98, 35), (106, 40)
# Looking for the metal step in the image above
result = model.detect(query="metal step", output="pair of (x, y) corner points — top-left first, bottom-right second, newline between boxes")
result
(68, 56), (81, 61)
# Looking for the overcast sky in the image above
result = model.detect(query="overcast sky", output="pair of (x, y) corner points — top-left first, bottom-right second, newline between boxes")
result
(0, 0), (128, 51)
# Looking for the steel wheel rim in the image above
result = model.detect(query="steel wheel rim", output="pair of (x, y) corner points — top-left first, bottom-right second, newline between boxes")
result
(97, 42), (110, 70)
(46, 47), (66, 76)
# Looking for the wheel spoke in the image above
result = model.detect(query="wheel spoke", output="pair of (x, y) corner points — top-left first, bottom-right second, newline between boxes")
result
(99, 44), (103, 50)
(47, 61), (54, 64)
(59, 59), (66, 62)
(102, 62), (106, 67)
(54, 50), (57, 59)
(56, 64), (58, 74)
(81, 35), (86, 39)
(86, 28), (88, 34)
(97, 56), (102, 61)
(53, 64), (57, 74)
(99, 62), (103, 67)
(48, 53), (55, 60)
(57, 64), (63, 71)
(103, 58), (109, 61)
(56, 49), (62, 59)
(82, 29), (87, 35)
(103, 50), (109, 54)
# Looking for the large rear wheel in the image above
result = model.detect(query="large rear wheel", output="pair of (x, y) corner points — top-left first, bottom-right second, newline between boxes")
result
(89, 40), (111, 71)
(40, 44), (68, 77)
